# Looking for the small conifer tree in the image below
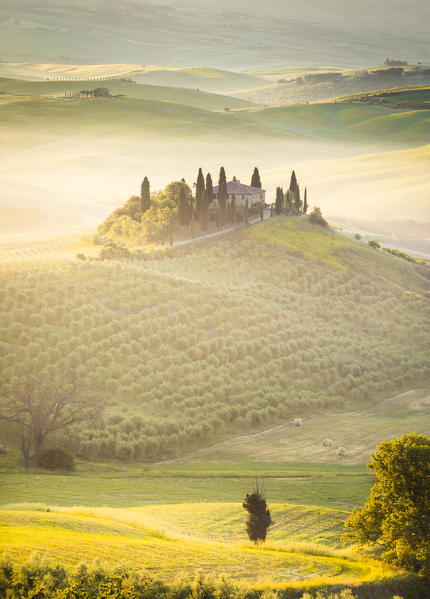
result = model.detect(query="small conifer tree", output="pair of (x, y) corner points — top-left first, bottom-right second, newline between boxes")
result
(303, 188), (308, 214)
(243, 480), (273, 544)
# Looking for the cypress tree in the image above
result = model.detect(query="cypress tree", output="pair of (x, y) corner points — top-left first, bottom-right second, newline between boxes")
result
(303, 188), (308, 214)
(219, 166), (226, 187)
(231, 196), (236, 227)
(251, 167), (262, 189)
(289, 170), (298, 196)
(218, 181), (227, 227)
(206, 173), (213, 204)
(218, 167), (227, 227)
(295, 184), (301, 214)
(245, 198), (249, 226)
(195, 168), (205, 217)
(200, 189), (209, 233)
(140, 176), (151, 213)
(275, 187), (283, 214)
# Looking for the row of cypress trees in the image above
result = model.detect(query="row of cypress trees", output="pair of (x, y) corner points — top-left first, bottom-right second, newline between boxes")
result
(275, 170), (308, 215)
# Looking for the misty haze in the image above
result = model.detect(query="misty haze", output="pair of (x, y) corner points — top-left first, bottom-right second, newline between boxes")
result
(0, 2), (429, 599)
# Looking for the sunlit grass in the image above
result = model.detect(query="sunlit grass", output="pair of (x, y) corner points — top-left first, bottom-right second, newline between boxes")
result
(0, 503), (399, 585)
(244, 217), (354, 269)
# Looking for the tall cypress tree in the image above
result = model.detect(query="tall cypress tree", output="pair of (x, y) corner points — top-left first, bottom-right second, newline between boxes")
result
(195, 168), (205, 217)
(219, 166), (226, 187)
(206, 173), (213, 205)
(289, 170), (298, 196)
(251, 167), (262, 189)
(303, 188), (308, 214)
(295, 184), (301, 214)
(200, 189), (209, 233)
(275, 187), (283, 214)
(140, 176), (151, 213)
(217, 166), (227, 227)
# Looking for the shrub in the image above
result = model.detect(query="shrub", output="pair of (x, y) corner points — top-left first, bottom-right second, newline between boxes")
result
(308, 207), (328, 227)
(36, 447), (75, 471)
(368, 240), (381, 249)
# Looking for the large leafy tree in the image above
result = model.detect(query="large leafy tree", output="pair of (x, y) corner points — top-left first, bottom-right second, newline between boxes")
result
(0, 371), (98, 468)
(243, 481), (273, 544)
(344, 434), (430, 578)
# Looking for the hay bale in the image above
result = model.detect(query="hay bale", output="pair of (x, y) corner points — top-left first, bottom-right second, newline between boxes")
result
(322, 438), (332, 447)
(293, 418), (302, 427)
(337, 446), (347, 457)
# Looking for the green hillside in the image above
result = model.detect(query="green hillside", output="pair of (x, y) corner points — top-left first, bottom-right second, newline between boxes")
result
(0, 94), (290, 141)
(0, 77), (255, 111)
(1, 218), (429, 465)
(235, 68), (430, 105)
(237, 102), (430, 145)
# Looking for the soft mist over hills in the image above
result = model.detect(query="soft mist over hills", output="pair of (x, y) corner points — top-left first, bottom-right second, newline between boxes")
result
(1, 0), (429, 69)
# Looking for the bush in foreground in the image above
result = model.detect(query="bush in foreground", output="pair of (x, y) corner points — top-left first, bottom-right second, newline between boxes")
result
(0, 557), (428, 599)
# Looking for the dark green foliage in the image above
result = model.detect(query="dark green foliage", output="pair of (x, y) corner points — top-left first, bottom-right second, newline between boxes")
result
(218, 167), (227, 227)
(243, 481), (273, 544)
(0, 556), (429, 599)
(37, 447), (75, 471)
(308, 207), (328, 227)
(140, 177), (151, 213)
(251, 167), (261, 189)
(275, 187), (283, 214)
(200, 190), (209, 233)
(195, 168), (205, 217)
(206, 173), (214, 205)
(368, 240), (381, 249)
(303, 188), (308, 214)
(344, 434), (430, 578)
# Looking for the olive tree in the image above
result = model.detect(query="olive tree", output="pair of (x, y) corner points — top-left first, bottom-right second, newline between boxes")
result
(0, 371), (99, 468)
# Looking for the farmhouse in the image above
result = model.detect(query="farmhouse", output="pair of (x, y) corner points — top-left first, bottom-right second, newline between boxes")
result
(212, 179), (265, 209)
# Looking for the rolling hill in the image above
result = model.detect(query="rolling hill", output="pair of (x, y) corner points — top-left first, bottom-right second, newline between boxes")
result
(1, 217), (429, 465)
(0, 77), (256, 111)
(0, 0), (429, 70)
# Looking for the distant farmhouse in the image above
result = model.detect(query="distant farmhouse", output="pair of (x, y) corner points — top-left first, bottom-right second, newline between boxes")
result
(212, 178), (265, 209)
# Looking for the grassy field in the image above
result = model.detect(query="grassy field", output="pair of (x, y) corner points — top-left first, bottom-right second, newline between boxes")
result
(0, 462), (372, 510)
(0, 501), (398, 586)
(186, 388), (430, 465)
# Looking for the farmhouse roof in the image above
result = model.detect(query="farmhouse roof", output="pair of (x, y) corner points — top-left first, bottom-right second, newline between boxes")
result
(213, 181), (266, 195)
